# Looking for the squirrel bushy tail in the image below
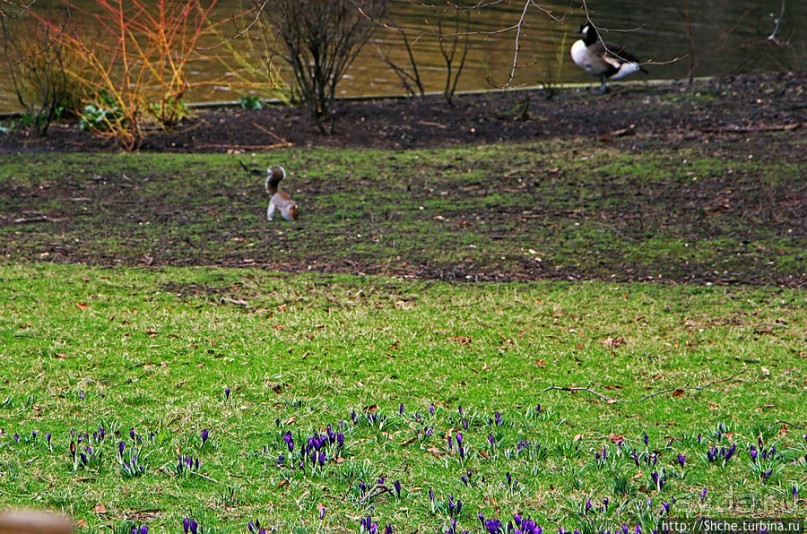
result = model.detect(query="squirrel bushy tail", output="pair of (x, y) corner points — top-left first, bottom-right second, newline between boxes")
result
(265, 166), (286, 195)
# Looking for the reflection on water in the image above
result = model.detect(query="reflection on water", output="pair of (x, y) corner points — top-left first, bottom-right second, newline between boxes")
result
(0, 0), (803, 112)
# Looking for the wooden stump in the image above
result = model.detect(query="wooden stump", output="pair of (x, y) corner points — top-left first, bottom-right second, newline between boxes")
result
(0, 510), (73, 534)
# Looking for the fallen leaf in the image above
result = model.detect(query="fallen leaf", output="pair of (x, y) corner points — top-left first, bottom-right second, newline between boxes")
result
(534, 359), (546, 367)
(94, 504), (107, 514)
(608, 434), (625, 445)
(427, 447), (443, 457)
(602, 336), (626, 348)
(77, 302), (89, 311)
(277, 480), (289, 488)
(778, 425), (789, 437)
(477, 450), (489, 459)
(363, 404), (378, 413)
(672, 389), (686, 397)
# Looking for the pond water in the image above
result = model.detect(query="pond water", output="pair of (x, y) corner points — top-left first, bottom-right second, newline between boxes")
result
(0, 0), (803, 113)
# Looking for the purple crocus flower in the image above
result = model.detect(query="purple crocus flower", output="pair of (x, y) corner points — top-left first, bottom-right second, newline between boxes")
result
(750, 445), (758, 462)
(429, 488), (435, 502)
(724, 443), (736, 461)
(456, 432), (463, 446)
(13, 433), (19, 443)
(189, 519), (198, 534)
(677, 453), (686, 467)
(701, 488), (708, 500)
(447, 436), (453, 451)
(319, 506), (326, 521)
(224, 387), (231, 399)
(360, 515), (378, 534)
(661, 502), (670, 515)
(45, 433), (51, 444)
(359, 480), (367, 493)
(393, 480), (401, 498)
(429, 403), (435, 415)
(283, 431), (294, 452)
(119, 441), (125, 456)
(535, 404), (541, 414)
(139, 527), (148, 534)
(488, 433), (496, 446)
(318, 451), (326, 466)
(337, 432), (344, 448)
(585, 499), (592, 512)
(603, 498), (609, 509)
(494, 412), (503, 426)
(130, 428), (135, 440)
(385, 525), (393, 534)
(201, 429), (210, 444)
(792, 486), (798, 498)
(643, 432), (649, 446)
(399, 403), (405, 415)
(485, 519), (503, 534)
(458, 405), (463, 416)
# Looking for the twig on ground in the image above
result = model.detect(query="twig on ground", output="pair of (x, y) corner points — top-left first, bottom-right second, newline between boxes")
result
(358, 484), (391, 505)
(638, 370), (749, 401)
(543, 384), (617, 404)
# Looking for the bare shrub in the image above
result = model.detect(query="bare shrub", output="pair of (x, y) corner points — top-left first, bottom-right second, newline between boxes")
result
(39, 0), (221, 150)
(258, 0), (389, 133)
(1, 9), (84, 134)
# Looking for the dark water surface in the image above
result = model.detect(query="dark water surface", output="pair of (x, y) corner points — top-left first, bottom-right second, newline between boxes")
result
(0, 0), (803, 112)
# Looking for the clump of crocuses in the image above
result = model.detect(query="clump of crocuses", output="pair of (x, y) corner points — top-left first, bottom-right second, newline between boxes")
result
(247, 519), (266, 534)
(182, 517), (198, 534)
(706, 443), (736, 465)
(176, 455), (200, 476)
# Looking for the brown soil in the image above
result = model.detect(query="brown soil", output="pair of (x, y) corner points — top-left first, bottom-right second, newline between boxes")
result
(2, 72), (805, 153)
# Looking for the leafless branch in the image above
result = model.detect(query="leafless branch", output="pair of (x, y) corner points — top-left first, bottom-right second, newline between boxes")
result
(767, 0), (786, 43)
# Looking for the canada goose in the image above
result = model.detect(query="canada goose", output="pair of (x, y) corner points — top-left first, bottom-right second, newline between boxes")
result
(570, 22), (648, 94)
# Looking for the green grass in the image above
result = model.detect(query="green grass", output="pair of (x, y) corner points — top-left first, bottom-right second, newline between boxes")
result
(0, 136), (804, 531)
(0, 264), (805, 532)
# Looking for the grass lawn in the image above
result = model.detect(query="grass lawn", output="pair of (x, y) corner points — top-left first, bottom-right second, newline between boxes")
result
(0, 138), (804, 532)
(0, 264), (804, 532)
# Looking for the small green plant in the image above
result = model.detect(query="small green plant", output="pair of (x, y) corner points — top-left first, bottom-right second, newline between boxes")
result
(148, 94), (191, 130)
(79, 90), (125, 132)
(239, 95), (264, 110)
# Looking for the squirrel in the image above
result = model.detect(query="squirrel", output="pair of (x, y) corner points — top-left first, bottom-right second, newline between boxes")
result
(265, 166), (299, 221)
